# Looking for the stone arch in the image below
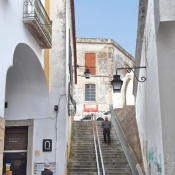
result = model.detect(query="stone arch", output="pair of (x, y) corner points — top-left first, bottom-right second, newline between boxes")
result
(121, 74), (135, 107)
(5, 43), (48, 120)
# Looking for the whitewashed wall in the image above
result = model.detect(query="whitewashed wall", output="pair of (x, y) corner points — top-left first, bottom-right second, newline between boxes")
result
(135, 0), (164, 173)
(74, 43), (112, 120)
(112, 46), (134, 109)
(49, 0), (74, 174)
(135, 0), (175, 174)
(1, 0), (74, 174)
(0, 0), (43, 119)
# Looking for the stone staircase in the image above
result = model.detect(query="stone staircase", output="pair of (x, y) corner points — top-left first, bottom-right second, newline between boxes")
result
(68, 121), (98, 175)
(68, 121), (133, 175)
(96, 121), (133, 175)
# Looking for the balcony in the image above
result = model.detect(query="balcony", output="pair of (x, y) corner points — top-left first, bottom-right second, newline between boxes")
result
(23, 0), (52, 49)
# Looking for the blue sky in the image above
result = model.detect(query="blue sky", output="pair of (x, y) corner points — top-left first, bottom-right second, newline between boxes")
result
(74, 0), (139, 57)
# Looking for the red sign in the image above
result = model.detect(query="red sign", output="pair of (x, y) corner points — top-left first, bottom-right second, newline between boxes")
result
(84, 104), (98, 112)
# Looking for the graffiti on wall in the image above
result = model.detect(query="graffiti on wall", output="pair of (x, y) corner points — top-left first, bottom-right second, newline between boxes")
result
(148, 145), (162, 175)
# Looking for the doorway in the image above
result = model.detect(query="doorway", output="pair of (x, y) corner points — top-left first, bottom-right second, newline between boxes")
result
(3, 127), (28, 175)
(3, 153), (27, 175)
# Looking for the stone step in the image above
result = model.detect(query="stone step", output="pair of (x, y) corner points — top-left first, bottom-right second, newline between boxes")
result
(105, 168), (132, 173)
(69, 157), (96, 161)
(68, 121), (132, 175)
(70, 153), (96, 157)
(68, 172), (99, 175)
(68, 173), (132, 175)
(68, 161), (97, 166)
(71, 143), (94, 146)
(68, 168), (98, 173)
(68, 163), (130, 169)
(72, 137), (93, 139)
(68, 168), (132, 173)
(71, 151), (126, 158)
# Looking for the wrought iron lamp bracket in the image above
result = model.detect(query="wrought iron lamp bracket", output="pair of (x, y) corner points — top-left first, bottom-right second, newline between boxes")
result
(116, 66), (146, 83)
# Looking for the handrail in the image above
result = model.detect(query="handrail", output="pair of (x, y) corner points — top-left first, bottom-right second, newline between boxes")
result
(94, 116), (106, 175)
(92, 118), (100, 175)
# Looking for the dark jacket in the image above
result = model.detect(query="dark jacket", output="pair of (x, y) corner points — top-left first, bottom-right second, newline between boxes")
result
(41, 169), (53, 175)
(101, 121), (111, 129)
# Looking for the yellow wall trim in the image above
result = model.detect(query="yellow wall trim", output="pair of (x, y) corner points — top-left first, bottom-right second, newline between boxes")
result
(44, 0), (50, 88)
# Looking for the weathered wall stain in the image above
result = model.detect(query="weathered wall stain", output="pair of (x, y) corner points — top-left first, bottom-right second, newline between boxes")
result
(164, 154), (174, 175)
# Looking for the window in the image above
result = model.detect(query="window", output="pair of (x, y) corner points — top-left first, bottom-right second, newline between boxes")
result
(85, 84), (96, 101)
(85, 53), (96, 75)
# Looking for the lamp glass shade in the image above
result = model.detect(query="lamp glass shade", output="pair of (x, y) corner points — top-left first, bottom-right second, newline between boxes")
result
(112, 81), (122, 89)
(111, 75), (123, 93)
(84, 69), (91, 79)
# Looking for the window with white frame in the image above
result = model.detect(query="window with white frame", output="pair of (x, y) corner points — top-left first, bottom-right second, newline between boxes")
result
(85, 84), (96, 101)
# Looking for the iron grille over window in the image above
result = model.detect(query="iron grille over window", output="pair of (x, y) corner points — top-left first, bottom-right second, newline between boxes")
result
(85, 84), (96, 101)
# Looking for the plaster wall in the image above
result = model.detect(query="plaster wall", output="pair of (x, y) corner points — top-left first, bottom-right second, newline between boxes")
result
(112, 45), (134, 109)
(5, 43), (48, 121)
(0, 0), (43, 118)
(1, 1), (74, 175)
(33, 119), (57, 163)
(135, 0), (164, 174)
(159, 0), (175, 21)
(157, 21), (175, 174)
(113, 74), (135, 108)
(74, 43), (112, 119)
(49, 0), (73, 174)
(112, 44), (134, 75)
(126, 80), (135, 106)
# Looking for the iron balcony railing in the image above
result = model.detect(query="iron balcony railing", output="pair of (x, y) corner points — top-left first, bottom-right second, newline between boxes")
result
(23, 0), (52, 45)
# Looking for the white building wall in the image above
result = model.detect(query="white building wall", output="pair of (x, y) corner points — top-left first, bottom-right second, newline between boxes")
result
(0, 0), (75, 174)
(134, 0), (175, 174)
(49, 0), (73, 174)
(75, 43), (112, 120)
(0, 0), (43, 118)
(159, 0), (175, 21)
(74, 39), (134, 120)
(157, 21), (175, 175)
(126, 80), (135, 106)
(136, 7), (164, 170)
(112, 46), (134, 109)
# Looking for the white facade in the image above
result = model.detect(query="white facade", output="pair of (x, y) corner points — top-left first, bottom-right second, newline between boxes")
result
(74, 38), (135, 120)
(135, 0), (175, 174)
(0, 0), (76, 175)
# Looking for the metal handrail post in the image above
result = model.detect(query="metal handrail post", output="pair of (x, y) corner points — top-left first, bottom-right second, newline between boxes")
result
(94, 116), (106, 175)
(92, 117), (100, 175)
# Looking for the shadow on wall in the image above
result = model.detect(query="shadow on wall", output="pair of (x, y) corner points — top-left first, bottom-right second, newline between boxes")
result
(5, 43), (48, 120)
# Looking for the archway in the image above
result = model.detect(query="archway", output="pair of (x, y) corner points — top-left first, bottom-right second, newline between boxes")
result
(3, 43), (49, 175)
(5, 43), (48, 120)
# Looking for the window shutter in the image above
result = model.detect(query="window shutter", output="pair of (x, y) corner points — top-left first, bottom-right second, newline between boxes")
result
(85, 53), (96, 75)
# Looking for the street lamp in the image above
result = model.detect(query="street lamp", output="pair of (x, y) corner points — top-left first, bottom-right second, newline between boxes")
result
(111, 66), (146, 93)
(111, 75), (123, 93)
(84, 69), (91, 79)
(77, 65), (96, 79)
